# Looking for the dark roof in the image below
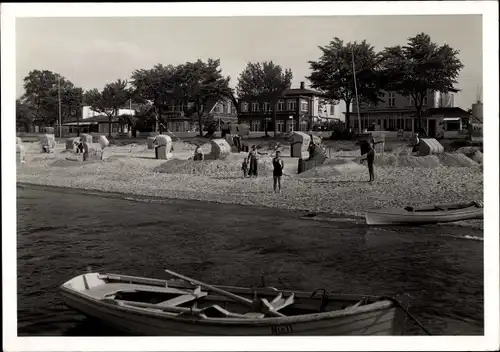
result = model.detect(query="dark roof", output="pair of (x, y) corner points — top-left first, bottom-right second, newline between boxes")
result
(83, 115), (119, 123)
(283, 88), (321, 96)
(422, 107), (471, 117)
(344, 108), (415, 115)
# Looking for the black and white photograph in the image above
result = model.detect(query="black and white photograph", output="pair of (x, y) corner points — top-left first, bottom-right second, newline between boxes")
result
(2, 2), (499, 351)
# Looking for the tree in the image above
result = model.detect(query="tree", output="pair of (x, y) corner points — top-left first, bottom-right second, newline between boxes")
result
(176, 59), (232, 137)
(308, 38), (385, 132)
(382, 33), (464, 132)
(124, 100), (155, 136)
(61, 87), (83, 135)
(84, 79), (131, 137)
(130, 64), (179, 133)
(21, 69), (81, 128)
(16, 99), (35, 132)
(236, 61), (293, 137)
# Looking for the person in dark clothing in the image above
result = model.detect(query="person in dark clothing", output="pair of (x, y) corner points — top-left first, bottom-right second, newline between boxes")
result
(272, 151), (284, 192)
(360, 141), (376, 182)
(233, 135), (242, 152)
(247, 145), (258, 177)
(76, 142), (84, 154)
(241, 158), (248, 178)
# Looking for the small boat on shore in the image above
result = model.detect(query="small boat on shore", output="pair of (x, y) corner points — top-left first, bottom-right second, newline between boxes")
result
(60, 269), (412, 336)
(365, 201), (483, 226)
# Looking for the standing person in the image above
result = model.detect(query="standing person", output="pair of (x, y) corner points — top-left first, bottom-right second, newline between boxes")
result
(247, 145), (258, 177)
(360, 141), (376, 182)
(411, 133), (420, 153)
(241, 158), (248, 178)
(272, 151), (284, 192)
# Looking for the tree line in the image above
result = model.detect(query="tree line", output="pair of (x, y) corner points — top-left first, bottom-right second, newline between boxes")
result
(16, 32), (463, 137)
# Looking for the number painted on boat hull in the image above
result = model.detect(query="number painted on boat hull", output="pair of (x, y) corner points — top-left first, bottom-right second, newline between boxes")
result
(271, 324), (293, 335)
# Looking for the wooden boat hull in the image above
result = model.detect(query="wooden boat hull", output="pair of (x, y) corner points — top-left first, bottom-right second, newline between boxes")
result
(366, 202), (483, 226)
(60, 273), (407, 336)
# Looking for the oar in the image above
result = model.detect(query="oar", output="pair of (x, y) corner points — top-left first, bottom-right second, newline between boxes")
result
(164, 269), (284, 317)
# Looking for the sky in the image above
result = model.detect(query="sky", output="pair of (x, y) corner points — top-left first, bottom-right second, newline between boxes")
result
(16, 15), (482, 119)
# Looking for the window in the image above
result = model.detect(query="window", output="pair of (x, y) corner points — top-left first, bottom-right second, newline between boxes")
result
(446, 120), (461, 131)
(214, 104), (222, 113)
(408, 96), (414, 106)
(251, 120), (260, 132)
(423, 95), (428, 106)
(263, 102), (271, 112)
(405, 119), (413, 131)
(277, 100), (285, 111)
(329, 104), (335, 116)
(388, 118), (395, 130)
(276, 120), (285, 132)
(224, 103), (230, 114)
(300, 100), (309, 112)
(388, 92), (396, 107)
(287, 100), (296, 111)
(231, 106), (237, 114)
(241, 102), (248, 112)
(300, 121), (308, 131)
(251, 102), (260, 112)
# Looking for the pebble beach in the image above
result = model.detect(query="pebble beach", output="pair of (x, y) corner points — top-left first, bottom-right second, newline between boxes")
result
(16, 138), (484, 228)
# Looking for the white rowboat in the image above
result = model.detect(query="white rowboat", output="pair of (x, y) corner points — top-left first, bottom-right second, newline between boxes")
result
(365, 201), (483, 226)
(60, 270), (410, 336)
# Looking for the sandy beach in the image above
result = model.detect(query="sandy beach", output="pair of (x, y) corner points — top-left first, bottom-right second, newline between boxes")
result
(16, 138), (483, 228)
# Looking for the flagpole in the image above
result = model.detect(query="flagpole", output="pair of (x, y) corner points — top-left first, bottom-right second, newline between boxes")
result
(58, 77), (62, 137)
(351, 49), (362, 134)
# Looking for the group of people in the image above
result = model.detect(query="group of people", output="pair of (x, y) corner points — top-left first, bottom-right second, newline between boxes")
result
(241, 145), (285, 192)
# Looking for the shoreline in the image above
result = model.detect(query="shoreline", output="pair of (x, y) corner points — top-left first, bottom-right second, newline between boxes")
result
(16, 182), (483, 230)
(15, 181), (363, 220)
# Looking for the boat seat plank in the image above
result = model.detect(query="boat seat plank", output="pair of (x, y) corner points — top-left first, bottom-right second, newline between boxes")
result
(118, 299), (260, 319)
(156, 292), (208, 307)
(99, 273), (168, 287)
(83, 283), (190, 299)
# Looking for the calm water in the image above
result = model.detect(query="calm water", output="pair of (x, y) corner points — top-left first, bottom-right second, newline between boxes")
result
(16, 184), (484, 336)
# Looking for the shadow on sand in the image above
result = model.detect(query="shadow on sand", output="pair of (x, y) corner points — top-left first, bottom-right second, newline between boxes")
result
(132, 156), (157, 160)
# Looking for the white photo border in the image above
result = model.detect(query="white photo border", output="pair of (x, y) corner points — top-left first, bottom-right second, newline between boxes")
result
(2, 1), (498, 351)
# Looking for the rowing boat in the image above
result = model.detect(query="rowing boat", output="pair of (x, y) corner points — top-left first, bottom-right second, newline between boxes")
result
(60, 269), (410, 336)
(365, 201), (483, 226)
